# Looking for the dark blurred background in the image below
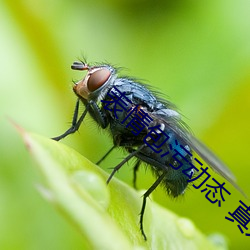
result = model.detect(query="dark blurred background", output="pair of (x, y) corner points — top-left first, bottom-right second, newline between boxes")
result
(0, 0), (250, 249)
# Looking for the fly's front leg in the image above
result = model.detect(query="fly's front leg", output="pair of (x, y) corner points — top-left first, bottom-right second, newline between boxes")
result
(52, 99), (89, 141)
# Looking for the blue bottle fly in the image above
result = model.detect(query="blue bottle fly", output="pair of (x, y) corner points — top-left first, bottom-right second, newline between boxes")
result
(52, 60), (244, 240)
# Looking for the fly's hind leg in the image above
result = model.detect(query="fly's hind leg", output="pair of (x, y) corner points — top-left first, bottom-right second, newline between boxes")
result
(133, 160), (141, 189)
(140, 173), (166, 240)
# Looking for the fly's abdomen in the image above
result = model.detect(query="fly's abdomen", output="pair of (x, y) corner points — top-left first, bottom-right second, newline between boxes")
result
(137, 127), (194, 197)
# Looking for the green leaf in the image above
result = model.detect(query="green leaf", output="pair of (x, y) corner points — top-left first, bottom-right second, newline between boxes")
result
(19, 128), (226, 250)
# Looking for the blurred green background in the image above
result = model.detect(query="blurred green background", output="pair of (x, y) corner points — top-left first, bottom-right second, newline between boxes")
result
(0, 0), (250, 249)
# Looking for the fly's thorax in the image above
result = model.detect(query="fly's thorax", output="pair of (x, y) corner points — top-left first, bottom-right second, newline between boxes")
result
(73, 64), (117, 102)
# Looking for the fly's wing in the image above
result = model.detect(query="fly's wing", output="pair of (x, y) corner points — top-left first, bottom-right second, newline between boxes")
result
(149, 110), (247, 198)
(186, 133), (246, 197)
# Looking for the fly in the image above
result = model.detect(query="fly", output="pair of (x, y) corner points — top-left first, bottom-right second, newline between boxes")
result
(52, 60), (245, 240)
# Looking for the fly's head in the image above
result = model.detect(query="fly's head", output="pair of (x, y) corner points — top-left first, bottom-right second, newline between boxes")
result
(72, 61), (116, 101)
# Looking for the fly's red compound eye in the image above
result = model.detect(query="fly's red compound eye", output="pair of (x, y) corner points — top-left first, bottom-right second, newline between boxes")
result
(87, 68), (111, 92)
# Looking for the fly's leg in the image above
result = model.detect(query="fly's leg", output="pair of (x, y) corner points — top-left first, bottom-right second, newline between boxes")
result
(133, 160), (141, 189)
(52, 99), (89, 141)
(107, 144), (145, 184)
(96, 145), (116, 165)
(140, 173), (166, 240)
